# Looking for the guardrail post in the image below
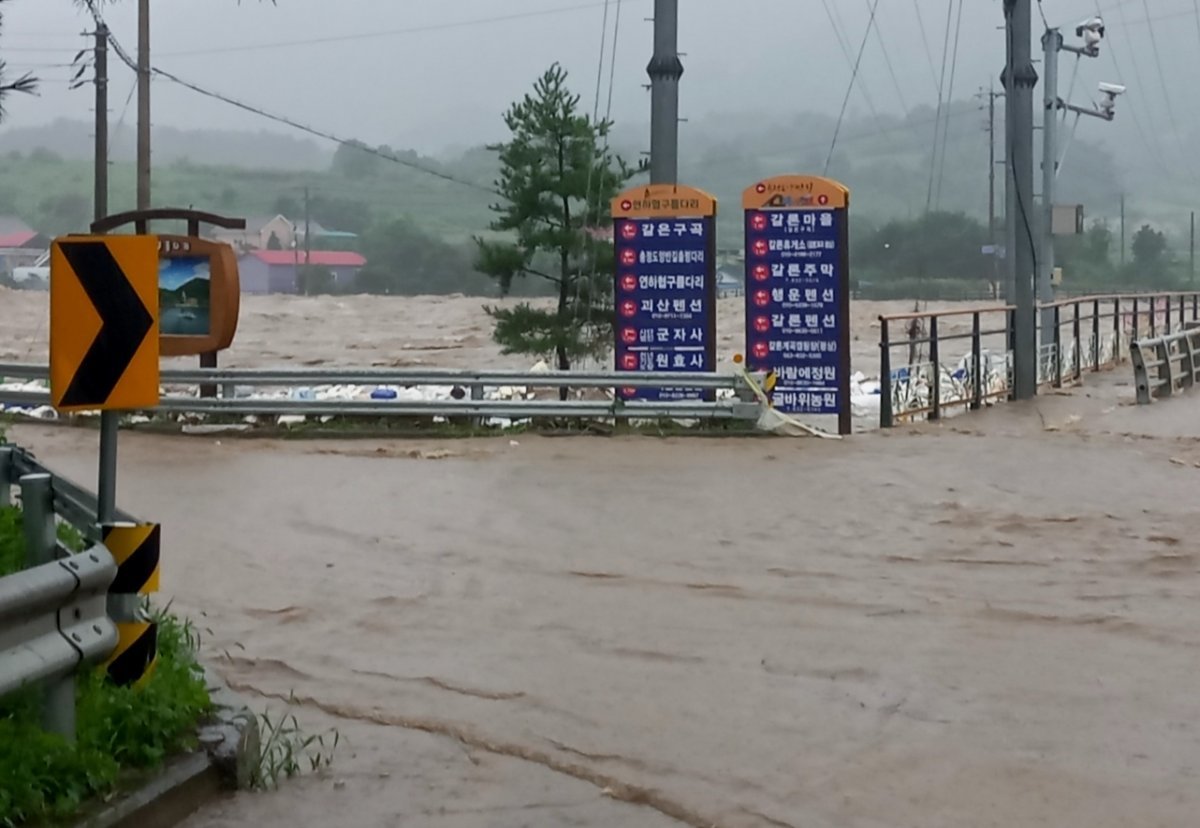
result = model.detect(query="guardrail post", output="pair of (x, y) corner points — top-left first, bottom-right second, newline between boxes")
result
(1158, 339), (1174, 398)
(1180, 294), (1187, 329)
(1053, 305), (1063, 388)
(929, 316), (941, 421)
(1113, 297), (1122, 363)
(1180, 330), (1197, 392)
(1150, 296), (1157, 337)
(1092, 299), (1101, 371)
(879, 318), (893, 429)
(470, 384), (484, 428)
(0, 446), (12, 508)
(1008, 308), (1017, 400)
(1130, 342), (1152, 404)
(1072, 302), (1082, 380)
(971, 313), (982, 410)
(1193, 293), (1198, 322)
(1132, 297), (1139, 341)
(19, 473), (75, 740)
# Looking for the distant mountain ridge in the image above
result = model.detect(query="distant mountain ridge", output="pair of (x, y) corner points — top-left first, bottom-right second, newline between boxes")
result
(0, 119), (332, 171)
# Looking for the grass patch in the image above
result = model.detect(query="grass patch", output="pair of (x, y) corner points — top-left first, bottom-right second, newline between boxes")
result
(0, 506), (212, 828)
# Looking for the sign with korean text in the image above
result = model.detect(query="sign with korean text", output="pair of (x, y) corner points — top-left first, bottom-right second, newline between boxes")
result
(612, 184), (717, 401)
(50, 235), (160, 412)
(743, 175), (851, 434)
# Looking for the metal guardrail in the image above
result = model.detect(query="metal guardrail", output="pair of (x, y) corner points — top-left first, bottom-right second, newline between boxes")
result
(0, 365), (764, 422)
(878, 291), (1200, 428)
(1130, 324), (1200, 404)
(0, 447), (136, 740)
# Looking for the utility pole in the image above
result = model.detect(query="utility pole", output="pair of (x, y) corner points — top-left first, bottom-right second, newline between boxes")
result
(136, 0), (150, 211)
(93, 23), (108, 222)
(303, 185), (311, 270)
(647, 0), (681, 184)
(1040, 28), (1061, 345)
(1003, 0), (1038, 400)
(983, 84), (1003, 298)
(1120, 194), (1126, 266)
(1191, 210), (1195, 287)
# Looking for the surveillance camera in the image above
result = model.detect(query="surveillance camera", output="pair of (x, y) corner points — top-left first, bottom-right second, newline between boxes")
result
(1098, 82), (1125, 117)
(1076, 16), (1105, 37)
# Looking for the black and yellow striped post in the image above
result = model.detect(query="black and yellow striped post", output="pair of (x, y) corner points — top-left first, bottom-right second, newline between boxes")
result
(102, 523), (160, 687)
(763, 369), (778, 407)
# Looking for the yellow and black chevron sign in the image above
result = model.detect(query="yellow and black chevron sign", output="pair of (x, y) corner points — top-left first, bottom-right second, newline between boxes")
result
(107, 621), (157, 688)
(103, 523), (161, 687)
(104, 523), (161, 595)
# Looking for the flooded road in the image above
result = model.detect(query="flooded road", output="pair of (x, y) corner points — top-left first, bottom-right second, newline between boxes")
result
(9, 372), (1200, 828)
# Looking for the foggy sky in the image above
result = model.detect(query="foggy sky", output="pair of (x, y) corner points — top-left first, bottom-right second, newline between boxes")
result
(2, 0), (1198, 180)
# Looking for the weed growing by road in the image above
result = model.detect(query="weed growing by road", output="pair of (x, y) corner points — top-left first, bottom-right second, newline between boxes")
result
(0, 508), (212, 827)
(250, 702), (340, 790)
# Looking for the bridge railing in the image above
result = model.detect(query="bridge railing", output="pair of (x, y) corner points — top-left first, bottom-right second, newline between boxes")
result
(879, 291), (1200, 428)
(1130, 325), (1200, 404)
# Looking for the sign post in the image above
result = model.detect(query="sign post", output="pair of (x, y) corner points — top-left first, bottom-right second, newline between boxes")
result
(611, 184), (718, 401)
(50, 235), (160, 522)
(742, 176), (852, 435)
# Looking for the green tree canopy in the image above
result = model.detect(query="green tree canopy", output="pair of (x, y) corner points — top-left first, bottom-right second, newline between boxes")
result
(475, 63), (632, 376)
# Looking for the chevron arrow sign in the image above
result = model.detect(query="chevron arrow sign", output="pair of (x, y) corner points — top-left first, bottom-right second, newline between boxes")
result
(50, 236), (160, 412)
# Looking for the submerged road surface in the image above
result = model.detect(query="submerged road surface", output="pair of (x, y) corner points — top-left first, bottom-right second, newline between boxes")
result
(10, 374), (1200, 828)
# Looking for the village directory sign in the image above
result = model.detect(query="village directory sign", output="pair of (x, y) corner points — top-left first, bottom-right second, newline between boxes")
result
(743, 175), (852, 435)
(611, 184), (718, 401)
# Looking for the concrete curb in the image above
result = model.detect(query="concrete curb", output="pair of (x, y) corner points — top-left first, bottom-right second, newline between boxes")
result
(72, 665), (261, 828)
(197, 664), (262, 791)
(76, 753), (222, 828)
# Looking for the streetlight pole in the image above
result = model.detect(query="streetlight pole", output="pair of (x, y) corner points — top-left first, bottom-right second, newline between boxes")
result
(136, 0), (150, 211)
(1040, 28), (1061, 346)
(1003, 0), (1038, 400)
(647, 0), (681, 184)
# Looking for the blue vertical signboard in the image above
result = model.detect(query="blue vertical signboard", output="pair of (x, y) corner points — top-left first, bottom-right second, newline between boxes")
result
(743, 176), (852, 435)
(612, 184), (718, 401)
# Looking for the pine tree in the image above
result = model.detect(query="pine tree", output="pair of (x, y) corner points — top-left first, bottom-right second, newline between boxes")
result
(476, 63), (632, 380)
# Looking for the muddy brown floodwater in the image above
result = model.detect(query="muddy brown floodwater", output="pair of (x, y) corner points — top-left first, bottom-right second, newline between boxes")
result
(0, 287), (1003, 377)
(9, 367), (1200, 828)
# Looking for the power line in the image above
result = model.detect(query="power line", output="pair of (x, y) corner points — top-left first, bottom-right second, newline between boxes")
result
(1139, 0), (1195, 180)
(824, 0), (881, 175)
(911, 0), (942, 96)
(864, 0), (908, 115)
(79, 1), (500, 196)
(819, 0), (883, 130)
(157, 1), (634, 58)
(934, 0), (965, 208)
(925, 0), (955, 212)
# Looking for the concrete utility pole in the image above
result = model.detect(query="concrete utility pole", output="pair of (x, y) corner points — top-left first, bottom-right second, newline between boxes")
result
(1003, 0), (1038, 399)
(647, 0), (681, 184)
(94, 22), (108, 222)
(983, 84), (1004, 297)
(136, 0), (150, 211)
(303, 185), (311, 269)
(1040, 28), (1061, 345)
(1120, 194), (1126, 265)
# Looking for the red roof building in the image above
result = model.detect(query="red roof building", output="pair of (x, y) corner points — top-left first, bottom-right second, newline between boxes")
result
(239, 250), (367, 295)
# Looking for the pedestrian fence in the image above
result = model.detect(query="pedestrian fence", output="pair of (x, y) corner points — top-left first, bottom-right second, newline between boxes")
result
(0, 446), (143, 741)
(878, 292), (1200, 428)
(1130, 323), (1200, 404)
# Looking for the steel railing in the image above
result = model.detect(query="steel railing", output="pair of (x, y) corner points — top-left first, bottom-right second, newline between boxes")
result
(1130, 323), (1200, 404)
(0, 366), (765, 423)
(0, 458), (126, 740)
(0, 447), (142, 740)
(878, 291), (1200, 428)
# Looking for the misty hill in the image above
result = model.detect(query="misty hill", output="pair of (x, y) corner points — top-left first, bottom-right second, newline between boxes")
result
(0, 100), (1190, 250)
(0, 119), (331, 171)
